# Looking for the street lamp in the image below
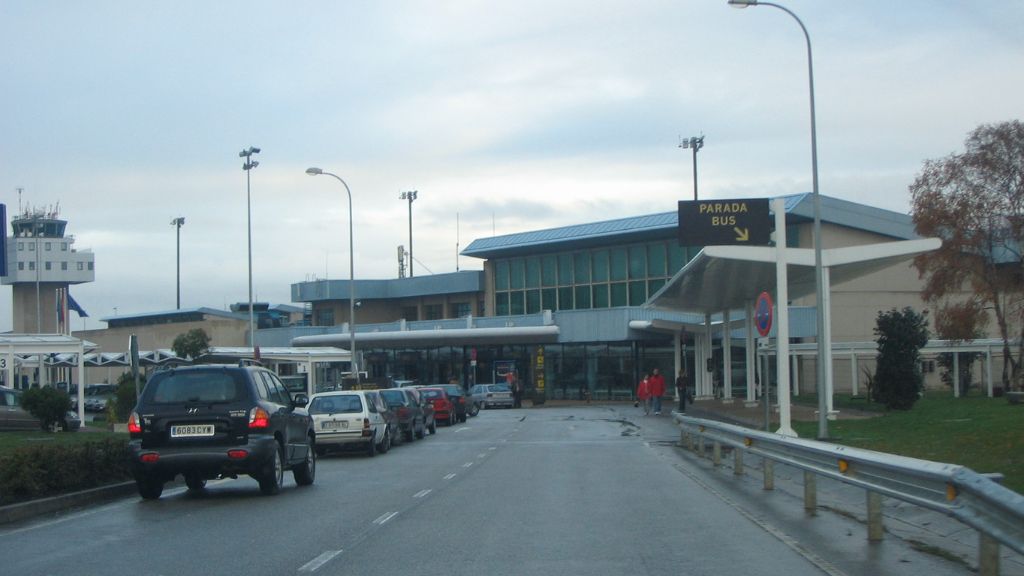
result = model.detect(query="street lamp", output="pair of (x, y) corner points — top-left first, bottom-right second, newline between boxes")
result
(728, 0), (829, 439)
(171, 217), (185, 309)
(306, 167), (359, 384)
(399, 190), (418, 277)
(679, 135), (705, 200)
(240, 146), (260, 348)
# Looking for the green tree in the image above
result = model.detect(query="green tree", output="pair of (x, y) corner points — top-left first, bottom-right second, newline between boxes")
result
(874, 307), (930, 410)
(171, 328), (211, 361)
(910, 120), (1024, 391)
(20, 387), (72, 431)
(112, 371), (139, 422)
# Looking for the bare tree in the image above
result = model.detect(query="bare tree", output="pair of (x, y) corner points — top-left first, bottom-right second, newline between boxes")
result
(910, 120), (1024, 390)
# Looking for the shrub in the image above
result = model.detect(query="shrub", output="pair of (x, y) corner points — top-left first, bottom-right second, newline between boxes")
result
(20, 387), (72, 431)
(0, 438), (132, 505)
(874, 307), (930, 410)
(113, 371), (141, 422)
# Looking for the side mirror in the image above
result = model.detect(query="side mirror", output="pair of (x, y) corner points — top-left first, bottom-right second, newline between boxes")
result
(293, 393), (309, 408)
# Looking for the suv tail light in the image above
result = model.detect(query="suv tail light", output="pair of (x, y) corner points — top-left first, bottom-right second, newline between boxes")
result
(362, 418), (371, 437)
(128, 412), (142, 434)
(249, 406), (271, 429)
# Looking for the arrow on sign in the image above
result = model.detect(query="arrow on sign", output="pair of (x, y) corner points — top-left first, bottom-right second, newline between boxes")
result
(734, 227), (749, 242)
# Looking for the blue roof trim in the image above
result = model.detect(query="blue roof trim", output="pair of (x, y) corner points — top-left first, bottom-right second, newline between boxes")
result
(292, 270), (484, 303)
(461, 193), (917, 259)
(100, 307), (249, 323)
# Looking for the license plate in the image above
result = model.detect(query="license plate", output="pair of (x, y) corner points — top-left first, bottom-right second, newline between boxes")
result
(170, 424), (215, 438)
(321, 420), (348, 431)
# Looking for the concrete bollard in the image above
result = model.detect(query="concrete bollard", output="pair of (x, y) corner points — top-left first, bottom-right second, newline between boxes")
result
(734, 449), (744, 475)
(867, 491), (884, 542)
(713, 441), (722, 467)
(804, 471), (817, 515)
(698, 435), (705, 458)
(763, 458), (774, 490)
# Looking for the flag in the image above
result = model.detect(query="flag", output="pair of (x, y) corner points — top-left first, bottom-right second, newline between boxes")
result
(68, 292), (89, 318)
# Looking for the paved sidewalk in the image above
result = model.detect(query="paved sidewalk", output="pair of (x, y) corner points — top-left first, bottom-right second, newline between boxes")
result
(627, 399), (1024, 576)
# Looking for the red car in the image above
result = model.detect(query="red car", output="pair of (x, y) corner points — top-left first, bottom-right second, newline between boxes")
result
(418, 387), (457, 426)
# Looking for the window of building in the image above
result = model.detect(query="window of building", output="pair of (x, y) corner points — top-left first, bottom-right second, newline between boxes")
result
(61, 242), (68, 251)
(610, 248), (627, 281)
(450, 302), (471, 318)
(629, 281), (646, 306)
(648, 278), (666, 296)
(525, 257), (540, 289)
(541, 288), (556, 311)
(669, 243), (687, 274)
(88, 262), (93, 271)
(45, 261), (52, 271)
(315, 309), (334, 326)
(18, 262), (24, 271)
(558, 254), (573, 285)
(401, 306), (419, 321)
(573, 285), (591, 309)
(610, 282), (627, 307)
(558, 287), (573, 310)
(592, 284), (609, 308)
(647, 243), (666, 277)
(628, 245), (646, 279)
(77, 262), (84, 271)
(28, 261), (35, 271)
(495, 293), (510, 316)
(17, 242), (23, 251)
(526, 290), (541, 314)
(592, 249), (609, 282)
(45, 242), (52, 251)
(495, 260), (510, 290)
(510, 258), (525, 290)
(509, 291), (525, 315)
(424, 304), (443, 320)
(573, 252), (590, 284)
(61, 262), (68, 271)
(541, 255), (557, 287)
(28, 242), (35, 251)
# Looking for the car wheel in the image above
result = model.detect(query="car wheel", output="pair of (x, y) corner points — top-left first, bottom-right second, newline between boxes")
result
(136, 476), (164, 500)
(259, 443), (285, 496)
(415, 420), (426, 439)
(405, 426), (415, 442)
(293, 444), (316, 486)
(367, 435), (377, 457)
(428, 419), (437, 435)
(184, 473), (207, 491)
(470, 403), (480, 417)
(379, 427), (391, 454)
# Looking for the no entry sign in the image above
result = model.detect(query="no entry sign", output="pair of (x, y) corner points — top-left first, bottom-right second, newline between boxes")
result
(755, 291), (773, 337)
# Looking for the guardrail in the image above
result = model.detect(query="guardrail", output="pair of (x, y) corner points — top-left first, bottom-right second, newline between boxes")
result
(673, 413), (1024, 576)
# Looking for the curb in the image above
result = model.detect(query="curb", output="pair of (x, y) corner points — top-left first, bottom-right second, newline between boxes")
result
(0, 481), (137, 526)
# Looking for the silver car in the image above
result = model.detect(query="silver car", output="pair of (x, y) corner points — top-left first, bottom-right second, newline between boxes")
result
(308, 390), (392, 457)
(470, 384), (514, 410)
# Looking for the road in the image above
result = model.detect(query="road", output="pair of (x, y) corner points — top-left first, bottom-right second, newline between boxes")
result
(0, 405), (968, 576)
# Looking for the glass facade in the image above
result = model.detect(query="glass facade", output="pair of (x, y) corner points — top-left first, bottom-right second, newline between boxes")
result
(493, 241), (694, 315)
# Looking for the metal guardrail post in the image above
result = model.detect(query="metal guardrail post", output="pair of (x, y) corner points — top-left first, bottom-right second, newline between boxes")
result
(698, 435), (705, 458)
(713, 441), (722, 467)
(867, 491), (884, 541)
(979, 532), (1000, 576)
(804, 471), (817, 514)
(764, 458), (774, 490)
(735, 449), (744, 476)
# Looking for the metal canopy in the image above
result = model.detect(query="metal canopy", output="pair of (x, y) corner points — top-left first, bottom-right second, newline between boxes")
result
(645, 238), (941, 315)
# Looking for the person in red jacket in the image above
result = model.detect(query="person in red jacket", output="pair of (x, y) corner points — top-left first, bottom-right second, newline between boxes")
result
(648, 368), (666, 415)
(636, 374), (651, 415)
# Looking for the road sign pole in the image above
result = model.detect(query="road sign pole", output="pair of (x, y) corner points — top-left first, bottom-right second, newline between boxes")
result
(773, 198), (795, 436)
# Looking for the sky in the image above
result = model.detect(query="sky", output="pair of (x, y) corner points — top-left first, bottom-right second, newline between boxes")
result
(2, 1), (1022, 332)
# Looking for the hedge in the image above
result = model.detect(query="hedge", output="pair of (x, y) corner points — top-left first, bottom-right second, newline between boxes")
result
(0, 438), (133, 505)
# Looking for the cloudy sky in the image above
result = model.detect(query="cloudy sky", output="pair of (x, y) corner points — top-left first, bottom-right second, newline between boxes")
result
(2, 1), (1022, 332)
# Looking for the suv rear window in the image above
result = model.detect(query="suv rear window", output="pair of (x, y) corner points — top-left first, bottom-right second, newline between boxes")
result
(144, 370), (246, 404)
(379, 389), (407, 407)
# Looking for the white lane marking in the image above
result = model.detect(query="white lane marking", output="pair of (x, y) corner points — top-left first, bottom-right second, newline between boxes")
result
(488, 446), (497, 451)
(455, 427), (471, 433)
(299, 550), (343, 572)
(462, 462), (474, 468)
(413, 489), (432, 499)
(477, 453), (487, 459)
(374, 511), (399, 525)
(444, 473), (457, 480)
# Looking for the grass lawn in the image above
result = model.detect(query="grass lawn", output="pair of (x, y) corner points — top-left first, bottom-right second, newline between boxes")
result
(0, 428), (127, 456)
(792, 393), (1024, 494)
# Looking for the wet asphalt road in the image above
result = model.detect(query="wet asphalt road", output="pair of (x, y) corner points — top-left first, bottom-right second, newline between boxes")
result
(0, 406), (969, 576)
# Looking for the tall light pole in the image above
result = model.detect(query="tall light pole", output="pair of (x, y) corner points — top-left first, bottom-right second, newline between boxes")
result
(679, 135), (705, 200)
(240, 146), (260, 348)
(728, 0), (829, 439)
(306, 167), (359, 384)
(171, 217), (185, 309)
(400, 190), (418, 277)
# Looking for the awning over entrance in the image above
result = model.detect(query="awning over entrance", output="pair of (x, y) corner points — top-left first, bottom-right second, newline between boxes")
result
(293, 326), (560, 349)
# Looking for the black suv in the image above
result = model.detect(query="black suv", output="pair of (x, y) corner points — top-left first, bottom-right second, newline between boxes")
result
(127, 364), (316, 500)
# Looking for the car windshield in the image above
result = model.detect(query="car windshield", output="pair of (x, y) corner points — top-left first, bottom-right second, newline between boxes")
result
(310, 395), (362, 414)
(420, 389), (443, 399)
(491, 384), (511, 393)
(144, 371), (245, 404)
(379, 389), (407, 407)
(442, 386), (463, 397)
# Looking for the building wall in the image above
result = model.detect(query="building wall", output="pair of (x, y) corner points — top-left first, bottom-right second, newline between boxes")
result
(11, 283), (62, 333)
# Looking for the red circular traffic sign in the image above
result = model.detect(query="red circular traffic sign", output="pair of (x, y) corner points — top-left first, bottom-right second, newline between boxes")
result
(755, 291), (773, 337)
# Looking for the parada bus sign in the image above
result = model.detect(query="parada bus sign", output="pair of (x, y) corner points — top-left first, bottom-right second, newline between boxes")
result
(677, 198), (771, 246)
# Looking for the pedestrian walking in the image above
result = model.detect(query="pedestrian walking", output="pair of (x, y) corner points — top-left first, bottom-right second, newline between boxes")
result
(648, 368), (666, 415)
(675, 369), (687, 412)
(636, 374), (651, 415)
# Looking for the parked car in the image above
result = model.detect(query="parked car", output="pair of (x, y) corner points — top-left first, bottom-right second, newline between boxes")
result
(379, 388), (428, 442)
(418, 387), (457, 426)
(84, 383), (117, 413)
(366, 390), (403, 448)
(308, 390), (391, 457)
(439, 384), (473, 421)
(405, 387), (437, 435)
(127, 363), (316, 500)
(0, 387), (80, 431)
(470, 383), (514, 409)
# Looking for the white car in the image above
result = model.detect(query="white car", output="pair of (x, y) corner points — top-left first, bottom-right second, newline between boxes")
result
(308, 390), (392, 457)
(470, 384), (514, 409)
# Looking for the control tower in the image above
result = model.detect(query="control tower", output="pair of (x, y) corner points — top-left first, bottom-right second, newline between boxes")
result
(1, 205), (95, 333)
